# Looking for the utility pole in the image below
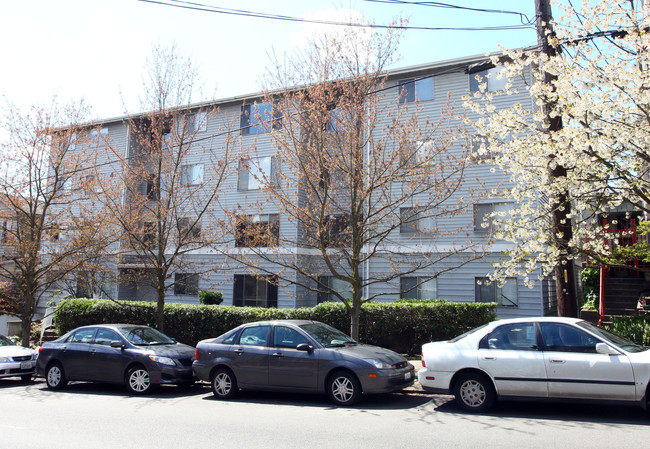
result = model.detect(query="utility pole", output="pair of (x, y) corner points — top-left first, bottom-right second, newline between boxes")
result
(535, 0), (578, 317)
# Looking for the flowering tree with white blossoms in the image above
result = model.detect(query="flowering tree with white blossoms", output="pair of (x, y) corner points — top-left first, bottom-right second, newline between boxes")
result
(466, 0), (650, 315)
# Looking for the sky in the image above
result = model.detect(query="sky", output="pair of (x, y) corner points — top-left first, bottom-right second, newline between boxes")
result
(0, 0), (540, 121)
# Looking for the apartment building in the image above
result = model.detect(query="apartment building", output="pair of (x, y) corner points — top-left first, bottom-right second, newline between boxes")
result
(51, 51), (557, 320)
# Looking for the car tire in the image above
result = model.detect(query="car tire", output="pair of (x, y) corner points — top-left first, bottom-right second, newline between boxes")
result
(125, 366), (153, 395)
(45, 362), (67, 390)
(453, 372), (496, 413)
(327, 370), (361, 406)
(211, 368), (238, 399)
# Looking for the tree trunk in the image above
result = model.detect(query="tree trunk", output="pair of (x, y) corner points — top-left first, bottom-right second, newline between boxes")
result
(21, 318), (31, 348)
(349, 300), (361, 341)
(157, 291), (165, 332)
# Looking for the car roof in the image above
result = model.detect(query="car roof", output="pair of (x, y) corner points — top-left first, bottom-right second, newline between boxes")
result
(487, 317), (584, 327)
(239, 320), (322, 326)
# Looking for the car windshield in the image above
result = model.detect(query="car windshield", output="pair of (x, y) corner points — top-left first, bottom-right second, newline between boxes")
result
(300, 322), (356, 347)
(576, 321), (646, 353)
(0, 335), (16, 346)
(117, 326), (175, 346)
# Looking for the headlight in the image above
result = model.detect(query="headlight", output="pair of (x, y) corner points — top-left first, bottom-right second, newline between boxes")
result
(0, 356), (9, 363)
(364, 358), (392, 369)
(149, 355), (176, 366)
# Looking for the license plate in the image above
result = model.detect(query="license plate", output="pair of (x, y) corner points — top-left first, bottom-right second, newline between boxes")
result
(20, 362), (31, 370)
(404, 372), (411, 381)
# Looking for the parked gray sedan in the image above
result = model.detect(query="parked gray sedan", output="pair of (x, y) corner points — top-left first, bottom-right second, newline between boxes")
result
(37, 324), (195, 394)
(192, 320), (415, 406)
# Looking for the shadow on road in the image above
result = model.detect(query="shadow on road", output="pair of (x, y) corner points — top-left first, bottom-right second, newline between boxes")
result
(200, 388), (432, 410)
(3, 377), (208, 399)
(428, 394), (650, 426)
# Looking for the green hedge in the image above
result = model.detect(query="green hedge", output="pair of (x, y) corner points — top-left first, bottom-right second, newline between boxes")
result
(54, 299), (497, 355)
(606, 315), (650, 345)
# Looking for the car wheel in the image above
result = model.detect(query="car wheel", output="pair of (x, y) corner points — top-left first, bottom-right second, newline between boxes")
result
(454, 372), (495, 413)
(20, 374), (32, 382)
(211, 368), (238, 399)
(125, 366), (152, 394)
(327, 370), (361, 406)
(46, 363), (67, 390)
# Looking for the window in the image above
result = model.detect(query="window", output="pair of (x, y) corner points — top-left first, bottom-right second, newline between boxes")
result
(140, 222), (156, 247)
(90, 127), (108, 148)
(540, 323), (600, 353)
(94, 329), (121, 346)
(469, 66), (507, 92)
(479, 323), (537, 350)
(473, 202), (512, 232)
(325, 108), (347, 131)
(273, 326), (309, 348)
(398, 77), (434, 103)
(181, 163), (204, 186)
(178, 217), (201, 240)
(233, 274), (278, 308)
(75, 271), (92, 298)
(317, 276), (353, 303)
(67, 328), (95, 344)
(174, 273), (199, 296)
(323, 214), (352, 247)
(400, 207), (420, 234)
(82, 175), (102, 195)
(400, 277), (437, 300)
(1, 221), (8, 243)
(471, 135), (492, 160)
(185, 112), (207, 133)
(235, 214), (279, 247)
(240, 102), (282, 135)
(141, 174), (159, 201)
(237, 156), (278, 190)
(239, 326), (270, 346)
(475, 277), (518, 307)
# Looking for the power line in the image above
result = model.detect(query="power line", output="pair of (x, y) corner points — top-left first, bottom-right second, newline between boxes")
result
(361, 0), (534, 25)
(137, 0), (535, 32)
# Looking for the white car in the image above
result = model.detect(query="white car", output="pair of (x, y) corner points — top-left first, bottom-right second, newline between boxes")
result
(419, 317), (650, 412)
(0, 334), (38, 381)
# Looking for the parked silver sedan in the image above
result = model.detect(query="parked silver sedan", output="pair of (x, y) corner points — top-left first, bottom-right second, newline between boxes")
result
(0, 334), (38, 381)
(193, 320), (415, 406)
(419, 317), (650, 413)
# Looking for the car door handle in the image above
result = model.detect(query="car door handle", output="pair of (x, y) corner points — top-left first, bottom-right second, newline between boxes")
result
(550, 359), (565, 363)
(89, 349), (97, 355)
(482, 356), (496, 360)
(272, 352), (284, 358)
(234, 349), (244, 355)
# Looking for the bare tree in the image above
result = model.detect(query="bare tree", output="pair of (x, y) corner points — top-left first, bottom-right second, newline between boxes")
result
(0, 98), (110, 346)
(99, 45), (232, 331)
(228, 23), (482, 339)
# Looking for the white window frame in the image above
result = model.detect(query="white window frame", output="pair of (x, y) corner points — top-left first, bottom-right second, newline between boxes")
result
(185, 112), (207, 133)
(181, 163), (204, 186)
(398, 77), (434, 103)
(400, 276), (437, 300)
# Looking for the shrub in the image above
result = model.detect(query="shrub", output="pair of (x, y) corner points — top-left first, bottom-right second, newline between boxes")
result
(606, 315), (650, 345)
(198, 291), (223, 305)
(54, 298), (497, 355)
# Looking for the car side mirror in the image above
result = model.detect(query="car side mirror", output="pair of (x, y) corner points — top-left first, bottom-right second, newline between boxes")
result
(110, 341), (125, 350)
(296, 343), (313, 353)
(596, 342), (617, 355)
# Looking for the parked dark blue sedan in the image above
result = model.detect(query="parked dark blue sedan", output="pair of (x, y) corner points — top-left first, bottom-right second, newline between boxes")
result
(36, 324), (195, 394)
(193, 320), (415, 406)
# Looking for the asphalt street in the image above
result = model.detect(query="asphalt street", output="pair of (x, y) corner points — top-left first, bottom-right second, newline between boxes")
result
(1, 378), (649, 449)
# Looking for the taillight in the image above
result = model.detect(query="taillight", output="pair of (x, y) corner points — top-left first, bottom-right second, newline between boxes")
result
(195, 348), (199, 360)
(421, 353), (426, 368)
(38, 347), (43, 353)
